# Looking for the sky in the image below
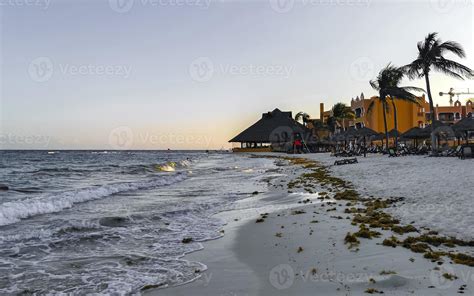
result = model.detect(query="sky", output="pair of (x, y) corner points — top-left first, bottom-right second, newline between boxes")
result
(0, 0), (473, 149)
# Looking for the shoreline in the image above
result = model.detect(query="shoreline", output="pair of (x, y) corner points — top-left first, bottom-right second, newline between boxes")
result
(153, 153), (473, 295)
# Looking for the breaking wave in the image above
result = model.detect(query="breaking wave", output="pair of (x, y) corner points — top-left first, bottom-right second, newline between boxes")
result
(0, 173), (187, 226)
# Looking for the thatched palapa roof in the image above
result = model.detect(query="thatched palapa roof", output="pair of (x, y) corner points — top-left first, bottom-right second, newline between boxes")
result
(229, 108), (310, 143)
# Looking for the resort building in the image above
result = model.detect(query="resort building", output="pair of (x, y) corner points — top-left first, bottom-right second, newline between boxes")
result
(349, 93), (429, 133)
(434, 100), (473, 124)
(318, 93), (474, 134)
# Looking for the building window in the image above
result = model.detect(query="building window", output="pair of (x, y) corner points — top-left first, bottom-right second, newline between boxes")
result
(355, 108), (362, 118)
(438, 113), (454, 122)
(455, 113), (461, 120)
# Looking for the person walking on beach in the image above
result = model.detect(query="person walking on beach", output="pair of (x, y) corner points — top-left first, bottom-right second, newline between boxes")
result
(294, 138), (302, 154)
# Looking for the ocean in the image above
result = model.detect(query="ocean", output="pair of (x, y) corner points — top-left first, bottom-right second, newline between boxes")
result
(0, 150), (276, 294)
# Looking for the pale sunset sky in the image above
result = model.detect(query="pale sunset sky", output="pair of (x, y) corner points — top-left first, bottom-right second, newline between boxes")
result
(0, 0), (473, 149)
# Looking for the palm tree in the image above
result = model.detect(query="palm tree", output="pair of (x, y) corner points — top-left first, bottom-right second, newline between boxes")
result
(369, 64), (423, 148)
(331, 103), (355, 132)
(404, 32), (473, 151)
(295, 112), (310, 127)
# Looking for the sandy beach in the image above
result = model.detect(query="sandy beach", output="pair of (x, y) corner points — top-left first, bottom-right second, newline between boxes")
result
(155, 153), (474, 296)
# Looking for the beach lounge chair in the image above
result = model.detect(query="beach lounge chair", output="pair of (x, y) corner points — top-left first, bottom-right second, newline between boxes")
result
(334, 158), (358, 166)
(446, 145), (462, 157)
(460, 146), (473, 160)
(388, 149), (399, 157)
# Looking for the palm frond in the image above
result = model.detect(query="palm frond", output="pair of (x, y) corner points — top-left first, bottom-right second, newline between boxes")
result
(433, 58), (474, 79)
(438, 41), (466, 58)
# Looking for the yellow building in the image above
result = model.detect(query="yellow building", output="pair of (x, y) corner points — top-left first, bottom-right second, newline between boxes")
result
(349, 93), (429, 133)
(317, 94), (473, 135)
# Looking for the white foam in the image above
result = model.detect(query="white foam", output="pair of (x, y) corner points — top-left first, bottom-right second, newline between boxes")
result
(0, 173), (187, 226)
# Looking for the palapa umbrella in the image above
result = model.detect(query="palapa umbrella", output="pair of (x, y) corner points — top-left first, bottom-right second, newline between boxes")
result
(355, 127), (379, 157)
(400, 127), (427, 147)
(344, 128), (358, 141)
(400, 127), (426, 140)
(453, 115), (474, 144)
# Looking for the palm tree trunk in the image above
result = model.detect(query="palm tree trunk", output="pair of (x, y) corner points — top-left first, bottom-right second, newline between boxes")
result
(424, 72), (437, 152)
(391, 99), (398, 149)
(382, 101), (389, 150)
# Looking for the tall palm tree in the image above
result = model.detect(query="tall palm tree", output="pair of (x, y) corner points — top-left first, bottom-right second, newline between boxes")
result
(369, 64), (423, 148)
(404, 32), (473, 151)
(295, 112), (310, 127)
(331, 103), (355, 131)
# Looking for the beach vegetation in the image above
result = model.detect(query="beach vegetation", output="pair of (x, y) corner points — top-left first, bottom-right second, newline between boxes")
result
(181, 238), (193, 244)
(365, 288), (383, 294)
(382, 236), (399, 248)
(391, 225), (417, 235)
(354, 224), (381, 239)
(344, 232), (360, 249)
(379, 270), (397, 275)
(442, 273), (458, 281)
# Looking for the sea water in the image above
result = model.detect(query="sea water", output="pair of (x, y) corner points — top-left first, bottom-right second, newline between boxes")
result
(0, 150), (276, 294)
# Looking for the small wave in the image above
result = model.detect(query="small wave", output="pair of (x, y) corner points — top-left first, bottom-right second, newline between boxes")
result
(157, 164), (176, 172)
(0, 173), (187, 227)
(99, 216), (131, 228)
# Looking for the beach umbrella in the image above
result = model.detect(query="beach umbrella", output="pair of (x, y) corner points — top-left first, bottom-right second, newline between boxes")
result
(453, 115), (474, 132)
(355, 127), (379, 143)
(355, 127), (379, 138)
(344, 128), (358, 140)
(424, 121), (456, 148)
(453, 115), (474, 144)
(421, 121), (446, 137)
(355, 127), (378, 157)
(331, 133), (345, 142)
(401, 127), (427, 148)
(400, 127), (426, 140)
